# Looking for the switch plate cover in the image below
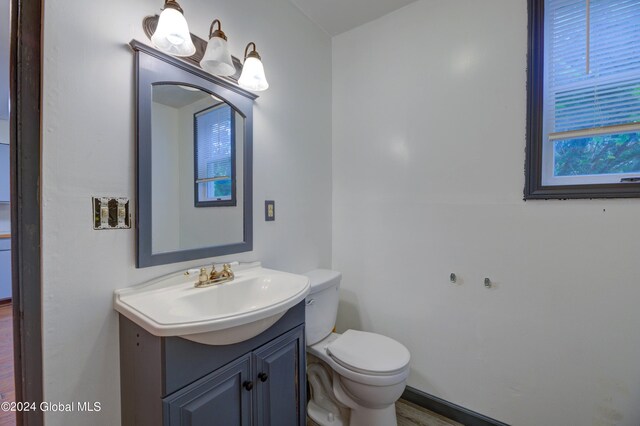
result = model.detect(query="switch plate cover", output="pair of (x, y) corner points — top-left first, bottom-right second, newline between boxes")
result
(93, 197), (131, 229)
(265, 200), (275, 221)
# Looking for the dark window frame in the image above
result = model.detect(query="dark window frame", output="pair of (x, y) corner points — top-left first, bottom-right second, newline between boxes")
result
(525, 0), (640, 200)
(193, 103), (237, 208)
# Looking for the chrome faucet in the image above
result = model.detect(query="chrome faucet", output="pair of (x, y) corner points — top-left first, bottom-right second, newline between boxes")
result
(188, 264), (235, 288)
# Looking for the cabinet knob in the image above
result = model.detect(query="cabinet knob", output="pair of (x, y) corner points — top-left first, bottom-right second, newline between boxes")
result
(258, 372), (269, 382)
(243, 381), (254, 391)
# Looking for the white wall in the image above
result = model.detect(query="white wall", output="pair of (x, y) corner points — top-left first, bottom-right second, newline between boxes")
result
(150, 102), (181, 253)
(41, 0), (332, 424)
(332, 1), (640, 425)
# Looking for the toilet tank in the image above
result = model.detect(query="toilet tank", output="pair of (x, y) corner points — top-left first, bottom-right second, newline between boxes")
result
(304, 269), (342, 345)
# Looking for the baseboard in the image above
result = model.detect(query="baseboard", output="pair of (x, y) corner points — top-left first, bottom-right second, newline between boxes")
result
(401, 386), (510, 426)
(0, 299), (11, 306)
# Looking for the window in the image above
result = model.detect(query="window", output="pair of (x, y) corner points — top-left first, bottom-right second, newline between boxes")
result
(194, 103), (236, 206)
(526, 0), (640, 198)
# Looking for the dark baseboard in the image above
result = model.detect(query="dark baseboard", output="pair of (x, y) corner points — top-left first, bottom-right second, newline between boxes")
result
(401, 386), (510, 426)
(0, 299), (11, 306)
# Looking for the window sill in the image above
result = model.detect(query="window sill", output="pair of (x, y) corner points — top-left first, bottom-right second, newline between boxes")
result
(524, 183), (640, 200)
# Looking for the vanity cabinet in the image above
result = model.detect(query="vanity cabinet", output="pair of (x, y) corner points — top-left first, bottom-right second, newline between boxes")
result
(164, 354), (252, 426)
(253, 328), (304, 426)
(119, 301), (306, 426)
(164, 327), (303, 426)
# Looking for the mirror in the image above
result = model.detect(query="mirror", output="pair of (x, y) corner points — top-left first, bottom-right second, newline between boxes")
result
(133, 41), (256, 268)
(151, 86), (244, 252)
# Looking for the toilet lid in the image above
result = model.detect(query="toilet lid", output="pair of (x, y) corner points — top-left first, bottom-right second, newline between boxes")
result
(326, 330), (410, 375)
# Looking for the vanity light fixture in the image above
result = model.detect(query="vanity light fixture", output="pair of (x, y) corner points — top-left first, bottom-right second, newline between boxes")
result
(150, 0), (196, 57)
(200, 19), (235, 76)
(238, 42), (269, 91)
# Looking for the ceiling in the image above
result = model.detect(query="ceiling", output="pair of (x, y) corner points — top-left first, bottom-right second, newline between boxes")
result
(289, 0), (418, 36)
(152, 85), (219, 109)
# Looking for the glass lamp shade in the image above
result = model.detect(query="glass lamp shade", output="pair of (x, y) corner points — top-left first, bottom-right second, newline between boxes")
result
(200, 37), (235, 76)
(238, 56), (269, 91)
(151, 7), (196, 57)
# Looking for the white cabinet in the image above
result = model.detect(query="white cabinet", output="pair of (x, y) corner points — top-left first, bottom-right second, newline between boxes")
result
(0, 143), (8, 202)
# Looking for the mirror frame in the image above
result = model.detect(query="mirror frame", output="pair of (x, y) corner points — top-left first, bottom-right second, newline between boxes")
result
(131, 40), (257, 268)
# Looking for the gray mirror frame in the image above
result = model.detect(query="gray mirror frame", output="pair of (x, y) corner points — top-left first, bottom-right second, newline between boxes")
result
(131, 40), (256, 268)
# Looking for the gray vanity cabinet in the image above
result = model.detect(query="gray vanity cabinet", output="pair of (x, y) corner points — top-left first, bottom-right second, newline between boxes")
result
(163, 354), (252, 426)
(254, 329), (304, 426)
(162, 327), (304, 426)
(119, 301), (306, 426)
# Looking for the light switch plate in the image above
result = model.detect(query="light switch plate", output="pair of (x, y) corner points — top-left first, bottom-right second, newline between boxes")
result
(93, 197), (131, 229)
(265, 200), (275, 221)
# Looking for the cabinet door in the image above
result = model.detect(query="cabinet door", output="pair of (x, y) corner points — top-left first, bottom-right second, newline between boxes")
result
(253, 325), (306, 426)
(0, 144), (8, 202)
(0, 250), (10, 300)
(164, 353), (252, 426)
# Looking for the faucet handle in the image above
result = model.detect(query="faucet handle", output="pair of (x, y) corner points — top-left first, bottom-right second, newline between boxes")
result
(220, 263), (234, 279)
(209, 264), (220, 280)
(198, 267), (209, 284)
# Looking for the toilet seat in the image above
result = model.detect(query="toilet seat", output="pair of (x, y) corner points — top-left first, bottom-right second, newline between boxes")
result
(308, 332), (410, 387)
(327, 330), (410, 376)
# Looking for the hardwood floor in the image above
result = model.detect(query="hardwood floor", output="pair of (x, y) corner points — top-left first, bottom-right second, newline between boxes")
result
(308, 398), (462, 426)
(0, 304), (15, 426)
(396, 399), (463, 426)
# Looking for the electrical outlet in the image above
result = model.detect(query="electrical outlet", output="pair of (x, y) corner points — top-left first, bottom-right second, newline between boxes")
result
(93, 197), (131, 229)
(265, 200), (275, 221)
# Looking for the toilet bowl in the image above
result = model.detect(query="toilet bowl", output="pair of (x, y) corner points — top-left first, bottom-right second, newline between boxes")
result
(307, 362), (350, 426)
(304, 270), (411, 426)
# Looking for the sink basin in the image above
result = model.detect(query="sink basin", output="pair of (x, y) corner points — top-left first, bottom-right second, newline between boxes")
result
(114, 263), (310, 345)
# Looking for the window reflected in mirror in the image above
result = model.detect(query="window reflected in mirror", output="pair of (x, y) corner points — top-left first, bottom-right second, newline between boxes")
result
(150, 84), (244, 255)
(194, 103), (235, 206)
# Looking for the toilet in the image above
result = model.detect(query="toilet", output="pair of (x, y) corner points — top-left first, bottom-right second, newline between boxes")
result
(304, 269), (410, 426)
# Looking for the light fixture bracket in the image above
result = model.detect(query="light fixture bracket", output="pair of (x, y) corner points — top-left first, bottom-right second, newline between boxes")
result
(243, 42), (261, 61)
(162, 0), (184, 14)
(209, 19), (227, 41)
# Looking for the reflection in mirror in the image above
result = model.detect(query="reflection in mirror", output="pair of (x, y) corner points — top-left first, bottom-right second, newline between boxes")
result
(151, 84), (244, 254)
(194, 101), (235, 206)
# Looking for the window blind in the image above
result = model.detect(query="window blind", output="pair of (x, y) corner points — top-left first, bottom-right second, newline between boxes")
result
(195, 104), (232, 182)
(195, 104), (233, 201)
(544, 0), (640, 138)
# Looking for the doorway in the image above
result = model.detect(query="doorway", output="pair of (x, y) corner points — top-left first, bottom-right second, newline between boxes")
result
(4, 0), (43, 425)
(1, 0), (14, 424)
